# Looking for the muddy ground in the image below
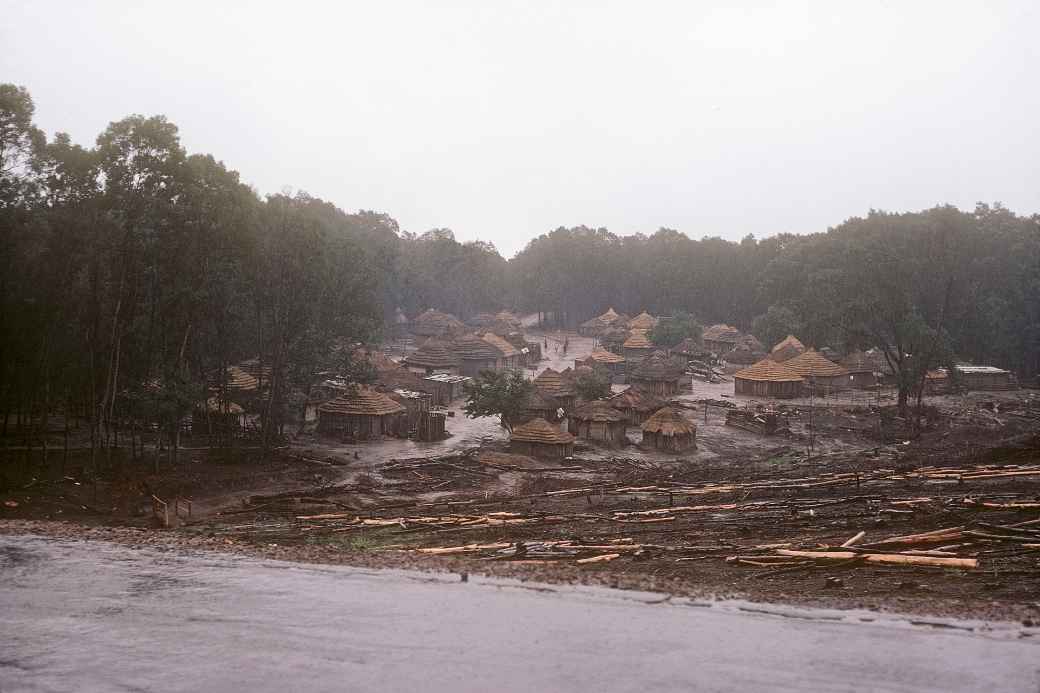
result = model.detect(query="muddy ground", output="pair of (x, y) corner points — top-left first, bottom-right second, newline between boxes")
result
(3, 329), (1040, 622)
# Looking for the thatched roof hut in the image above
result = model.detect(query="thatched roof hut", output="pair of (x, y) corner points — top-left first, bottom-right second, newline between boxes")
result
(784, 349), (847, 378)
(783, 350), (849, 392)
(641, 407), (697, 452)
(629, 352), (685, 395)
(670, 337), (708, 360)
(583, 347), (625, 366)
(734, 359), (804, 399)
(600, 326), (629, 353)
(481, 332), (520, 360)
(623, 329), (655, 367)
(317, 387), (406, 438)
(580, 307), (625, 336)
(533, 367), (577, 409)
(703, 324), (742, 353)
(225, 366), (259, 392)
(770, 335), (806, 363)
(627, 311), (658, 331)
(568, 400), (627, 446)
(510, 417), (574, 458)
(610, 386), (667, 425)
(376, 365), (429, 393)
(404, 338), (459, 374)
(412, 309), (466, 337)
(722, 341), (768, 367)
(521, 387), (560, 423)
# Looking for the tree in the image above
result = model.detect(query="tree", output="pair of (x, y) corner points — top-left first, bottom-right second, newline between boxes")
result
(462, 369), (534, 432)
(574, 367), (612, 401)
(649, 312), (702, 348)
(751, 306), (803, 351)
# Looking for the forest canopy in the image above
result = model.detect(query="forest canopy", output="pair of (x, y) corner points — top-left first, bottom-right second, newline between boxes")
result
(2, 84), (1038, 449)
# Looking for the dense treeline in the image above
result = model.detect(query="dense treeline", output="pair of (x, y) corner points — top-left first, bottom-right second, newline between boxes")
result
(2, 84), (1038, 454)
(0, 86), (507, 458)
(512, 206), (1040, 396)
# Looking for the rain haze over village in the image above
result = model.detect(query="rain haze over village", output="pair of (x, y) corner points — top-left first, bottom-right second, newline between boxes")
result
(2, 2), (1040, 691)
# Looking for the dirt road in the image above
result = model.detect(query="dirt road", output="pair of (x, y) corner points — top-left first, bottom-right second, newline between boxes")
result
(2, 534), (1038, 692)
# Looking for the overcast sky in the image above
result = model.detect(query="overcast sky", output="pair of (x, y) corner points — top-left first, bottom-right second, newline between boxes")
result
(4, 1), (1038, 256)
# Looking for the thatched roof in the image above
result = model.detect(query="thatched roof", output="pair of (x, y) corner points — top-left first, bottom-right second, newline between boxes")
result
(734, 359), (805, 383)
(670, 337), (707, 357)
(770, 335), (806, 362)
(783, 349), (848, 378)
(610, 386), (666, 413)
(628, 311), (658, 331)
(585, 347), (625, 365)
(481, 332), (520, 358)
(723, 342), (767, 365)
(226, 366), (259, 391)
(453, 334), (502, 360)
(623, 329), (654, 349)
(318, 388), (406, 416)
(534, 368), (576, 398)
(632, 353), (684, 381)
(511, 417), (575, 445)
(703, 324), (742, 344)
(404, 338), (459, 369)
(412, 309), (465, 336)
(570, 399), (626, 423)
(377, 366), (429, 393)
(642, 407), (696, 436)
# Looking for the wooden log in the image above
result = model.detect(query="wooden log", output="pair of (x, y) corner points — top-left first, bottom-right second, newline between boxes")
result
(840, 531), (866, 547)
(776, 549), (977, 569)
(577, 553), (621, 564)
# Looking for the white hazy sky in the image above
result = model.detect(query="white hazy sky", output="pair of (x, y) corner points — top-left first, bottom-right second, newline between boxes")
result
(3, 1), (1038, 256)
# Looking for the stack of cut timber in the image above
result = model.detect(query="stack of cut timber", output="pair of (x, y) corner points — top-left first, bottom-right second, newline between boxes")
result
(725, 408), (789, 436)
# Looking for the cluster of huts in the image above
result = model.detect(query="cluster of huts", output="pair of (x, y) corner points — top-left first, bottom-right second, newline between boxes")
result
(313, 309), (539, 443)
(731, 335), (1017, 399)
(507, 364), (697, 459)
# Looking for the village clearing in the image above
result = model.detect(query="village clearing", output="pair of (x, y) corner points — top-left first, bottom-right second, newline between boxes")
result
(3, 330), (1039, 623)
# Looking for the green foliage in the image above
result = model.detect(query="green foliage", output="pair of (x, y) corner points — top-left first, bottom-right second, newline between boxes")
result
(650, 312), (702, 348)
(574, 367), (612, 401)
(751, 306), (803, 351)
(462, 369), (534, 432)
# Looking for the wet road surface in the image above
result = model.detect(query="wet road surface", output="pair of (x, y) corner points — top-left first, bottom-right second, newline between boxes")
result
(2, 534), (1038, 692)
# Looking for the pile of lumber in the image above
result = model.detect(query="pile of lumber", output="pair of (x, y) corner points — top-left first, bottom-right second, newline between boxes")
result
(725, 408), (790, 436)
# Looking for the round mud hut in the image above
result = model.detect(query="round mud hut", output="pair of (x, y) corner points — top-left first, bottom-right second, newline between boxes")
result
(782, 349), (850, 393)
(641, 407), (697, 453)
(317, 387), (406, 439)
(411, 309), (466, 338)
(629, 352), (685, 396)
(610, 386), (667, 426)
(733, 359), (804, 399)
(599, 326), (629, 355)
(576, 347), (626, 379)
(533, 367), (577, 411)
(769, 335), (806, 363)
(510, 417), (575, 459)
(623, 329), (655, 368)
(627, 311), (659, 331)
(567, 400), (628, 447)
(403, 338), (459, 375)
